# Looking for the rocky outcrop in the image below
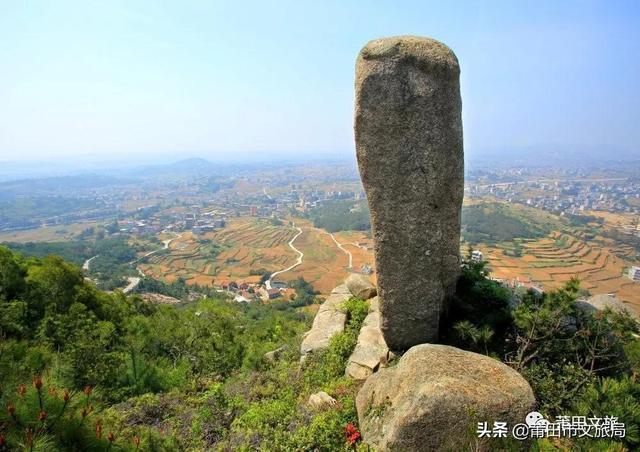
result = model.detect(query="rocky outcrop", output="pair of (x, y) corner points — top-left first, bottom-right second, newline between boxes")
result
(577, 294), (640, 320)
(356, 344), (535, 451)
(345, 296), (391, 380)
(345, 273), (377, 300)
(354, 36), (465, 349)
(300, 285), (351, 356)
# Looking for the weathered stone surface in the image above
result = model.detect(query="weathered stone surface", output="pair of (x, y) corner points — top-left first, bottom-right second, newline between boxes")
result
(354, 36), (464, 349)
(356, 344), (535, 450)
(300, 291), (350, 356)
(346, 297), (390, 380)
(345, 273), (377, 300)
(331, 283), (352, 296)
(577, 294), (640, 320)
(308, 391), (338, 410)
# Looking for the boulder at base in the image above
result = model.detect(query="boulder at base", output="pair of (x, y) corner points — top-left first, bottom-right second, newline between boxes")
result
(356, 344), (535, 450)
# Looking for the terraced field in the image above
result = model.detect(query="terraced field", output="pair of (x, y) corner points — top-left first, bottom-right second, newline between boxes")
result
(138, 217), (376, 294)
(479, 230), (640, 314)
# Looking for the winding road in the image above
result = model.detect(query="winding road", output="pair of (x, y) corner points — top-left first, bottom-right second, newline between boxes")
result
(82, 255), (99, 272)
(324, 231), (353, 269)
(123, 232), (183, 293)
(266, 223), (304, 290)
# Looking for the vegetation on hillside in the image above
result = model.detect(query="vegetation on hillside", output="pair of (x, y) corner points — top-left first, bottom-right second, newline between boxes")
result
(1, 244), (638, 450)
(443, 251), (640, 450)
(461, 202), (563, 243)
(306, 200), (371, 233)
(4, 237), (154, 291)
(0, 245), (366, 450)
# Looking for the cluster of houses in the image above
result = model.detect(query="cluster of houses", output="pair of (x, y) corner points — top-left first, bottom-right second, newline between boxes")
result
(467, 179), (640, 218)
(213, 280), (296, 303)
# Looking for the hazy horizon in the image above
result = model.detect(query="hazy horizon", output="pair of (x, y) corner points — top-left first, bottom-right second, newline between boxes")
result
(1, 1), (639, 162)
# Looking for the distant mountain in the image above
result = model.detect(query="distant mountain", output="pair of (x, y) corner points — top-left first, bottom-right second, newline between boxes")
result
(0, 173), (134, 200)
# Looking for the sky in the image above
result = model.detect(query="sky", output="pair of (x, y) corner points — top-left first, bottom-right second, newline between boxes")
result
(0, 0), (638, 163)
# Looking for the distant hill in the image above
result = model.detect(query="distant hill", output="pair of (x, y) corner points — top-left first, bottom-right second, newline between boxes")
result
(461, 202), (564, 243)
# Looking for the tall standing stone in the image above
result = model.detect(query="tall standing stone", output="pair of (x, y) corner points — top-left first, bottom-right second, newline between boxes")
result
(354, 36), (464, 349)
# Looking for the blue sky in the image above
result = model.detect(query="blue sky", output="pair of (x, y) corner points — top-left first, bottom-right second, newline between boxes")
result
(0, 0), (638, 162)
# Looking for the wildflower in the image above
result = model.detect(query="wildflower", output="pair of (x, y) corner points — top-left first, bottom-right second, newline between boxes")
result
(7, 403), (16, 416)
(0, 434), (5, 446)
(107, 432), (115, 443)
(344, 423), (361, 445)
(63, 389), (71, 402)
(83, 385), (93, 396)
(33, 376), (43, 390)
(48, 387), (58, 397)
(133, 436), (141, 448)
(17, 384), (27, 397)
(25, 430), (33, 447)
(95, 422), (102, 439)
(38, 410), (47, 422)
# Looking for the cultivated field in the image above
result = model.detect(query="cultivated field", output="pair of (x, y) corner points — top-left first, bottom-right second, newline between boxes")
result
(0, 221), (100, 243)
(479, 229), (640, 314)
(139, 217), (376, 294)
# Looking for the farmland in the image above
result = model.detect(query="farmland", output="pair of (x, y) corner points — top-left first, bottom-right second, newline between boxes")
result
(138, 217), (375, 294)
(477, 228), (640, 314)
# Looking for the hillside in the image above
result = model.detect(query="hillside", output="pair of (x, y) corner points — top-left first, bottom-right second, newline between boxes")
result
(461, 202), (564, 243)
(1, 246), (639, 450)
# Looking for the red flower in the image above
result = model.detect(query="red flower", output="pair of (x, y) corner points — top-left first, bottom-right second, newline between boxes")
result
(63, 389), (71, 402)
(17, 384), (27, 397)
(95, 422), (102, 439)
(83, 385), (93, 396)
(344, 423), (361, 445)
(133, 436), (141, 448)
(38, 410), (48, 422)
(0, 434), (6, 446)
(7, 403), (16, 416)
(33, 376), (43, 390)
(107, 432), (116, 443)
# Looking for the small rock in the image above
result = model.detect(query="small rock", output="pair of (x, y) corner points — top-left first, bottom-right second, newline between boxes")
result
(308, 391), (338, 410)
(356, 344), (535, 450)
(345, 274), (377, 300)
(264, 346), (287, 362)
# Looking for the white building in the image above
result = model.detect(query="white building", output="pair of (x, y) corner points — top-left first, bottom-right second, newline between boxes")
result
(629, 266), (640, 282)
(471, 250), (484, 263)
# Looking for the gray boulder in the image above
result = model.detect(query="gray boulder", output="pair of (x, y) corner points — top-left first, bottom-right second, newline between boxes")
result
(345, 273), (377, 300)
(356, 344), (535, 450)
(354, 36), (464, 349)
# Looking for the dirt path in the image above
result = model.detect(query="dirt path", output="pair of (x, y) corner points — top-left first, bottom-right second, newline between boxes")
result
(82, 255), (99, 272)
(122, 231), (182, 293)
(266, 223), (303, 289)
(323, 231), (353, 269)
